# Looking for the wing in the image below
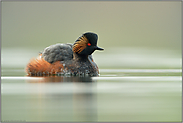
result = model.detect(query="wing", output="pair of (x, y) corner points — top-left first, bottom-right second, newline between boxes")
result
(41, 43), (73, 63)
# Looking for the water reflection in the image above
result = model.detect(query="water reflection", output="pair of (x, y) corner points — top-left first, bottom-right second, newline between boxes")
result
(1, 71), (181, 122)
(28, 76), (94, 83)
(24, 76), (97, 122)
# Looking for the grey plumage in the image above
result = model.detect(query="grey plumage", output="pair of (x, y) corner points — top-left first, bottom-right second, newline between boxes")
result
(41, 43), (73, 63)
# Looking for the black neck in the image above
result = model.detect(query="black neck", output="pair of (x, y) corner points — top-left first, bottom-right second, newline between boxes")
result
(73, 52), (89, 61)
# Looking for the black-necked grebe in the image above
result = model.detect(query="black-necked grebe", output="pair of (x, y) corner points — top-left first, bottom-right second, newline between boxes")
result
(26, 32), (104, 76)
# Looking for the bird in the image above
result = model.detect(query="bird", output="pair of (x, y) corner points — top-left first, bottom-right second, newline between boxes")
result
(25, 32), (104, 77)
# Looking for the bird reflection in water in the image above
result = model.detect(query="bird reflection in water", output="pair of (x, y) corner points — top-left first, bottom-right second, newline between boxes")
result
(26, 76), (97, 122)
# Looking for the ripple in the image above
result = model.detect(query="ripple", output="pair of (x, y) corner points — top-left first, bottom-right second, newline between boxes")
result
(1, 76), (43, 80)
(93, 76), (181, 81)
(100, 69), (182, 73)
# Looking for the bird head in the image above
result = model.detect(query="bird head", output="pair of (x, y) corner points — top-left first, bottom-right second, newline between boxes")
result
(73, 32), (104, 56)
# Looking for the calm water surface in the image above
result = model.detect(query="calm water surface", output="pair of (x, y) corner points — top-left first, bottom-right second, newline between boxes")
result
(1, 68), (182, 122)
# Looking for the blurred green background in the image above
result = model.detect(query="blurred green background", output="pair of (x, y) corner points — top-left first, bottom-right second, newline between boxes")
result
(1, 1), (182, 69)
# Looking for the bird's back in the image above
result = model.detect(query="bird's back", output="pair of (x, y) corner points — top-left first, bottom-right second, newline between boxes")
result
(41, 43), (73, 63)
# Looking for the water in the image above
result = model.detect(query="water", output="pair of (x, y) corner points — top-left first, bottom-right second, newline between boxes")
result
(1, 47), (182, 122)
(1, 68), (182, 122)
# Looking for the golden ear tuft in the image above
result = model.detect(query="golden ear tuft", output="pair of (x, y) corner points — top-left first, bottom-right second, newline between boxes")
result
(73, 35), (89, 53)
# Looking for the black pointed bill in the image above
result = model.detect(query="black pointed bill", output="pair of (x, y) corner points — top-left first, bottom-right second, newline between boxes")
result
(95, 46), (104, 50)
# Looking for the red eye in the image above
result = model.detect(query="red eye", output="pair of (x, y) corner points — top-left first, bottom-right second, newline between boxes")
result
(87, 43), (91, 46)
